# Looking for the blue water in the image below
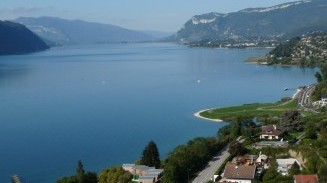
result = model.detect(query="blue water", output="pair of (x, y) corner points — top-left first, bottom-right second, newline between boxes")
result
(0, 43), (317, 183)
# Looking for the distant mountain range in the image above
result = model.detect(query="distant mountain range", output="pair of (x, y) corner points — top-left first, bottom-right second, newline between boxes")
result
(15, 17), (166, 46)
(0, 21), (49, 55)
(174, 0), (327, 46)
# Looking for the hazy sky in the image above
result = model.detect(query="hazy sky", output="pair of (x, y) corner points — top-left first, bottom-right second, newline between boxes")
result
(1, 0), (299, 32)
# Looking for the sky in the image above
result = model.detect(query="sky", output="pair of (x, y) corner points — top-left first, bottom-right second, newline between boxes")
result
(0, 0), (299, 32)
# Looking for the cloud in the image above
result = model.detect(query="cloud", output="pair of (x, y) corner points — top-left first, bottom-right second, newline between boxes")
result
(0, 6), (55, 20)
(0, 6), (53, 14)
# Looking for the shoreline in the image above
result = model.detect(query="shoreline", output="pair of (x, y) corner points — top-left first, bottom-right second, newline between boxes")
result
(292, 88), (302, 99)
(195, 89), (301, 123)
(194, 109), (224, 123)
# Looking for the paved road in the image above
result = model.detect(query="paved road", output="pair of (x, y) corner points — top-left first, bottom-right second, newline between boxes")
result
(192, 137), (244, 183)
(191, 146), (230, 183)
(297, 85), (319, 113)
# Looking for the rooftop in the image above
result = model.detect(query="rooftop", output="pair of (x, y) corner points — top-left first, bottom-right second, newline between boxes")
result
(294, 174), (318, 183)
(277, 158), (300, 166)
(261, 125), (285, 136)
(223, 163), (256, 180)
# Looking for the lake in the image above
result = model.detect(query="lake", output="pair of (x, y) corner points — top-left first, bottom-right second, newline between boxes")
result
(0, 43), (317, 183)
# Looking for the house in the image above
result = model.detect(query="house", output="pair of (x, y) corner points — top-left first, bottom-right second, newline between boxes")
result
(122, 164), (163, 183)
(256, 154), (269, 169)
(220, 163), (256, 183)
(313, 98), (327, 108)
(294, 174), (318, 183)
(260, 125), (285, 140)
(276, 158), (302, 176)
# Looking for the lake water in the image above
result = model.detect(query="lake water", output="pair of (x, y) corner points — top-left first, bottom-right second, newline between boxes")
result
(0, 43), (317, 183)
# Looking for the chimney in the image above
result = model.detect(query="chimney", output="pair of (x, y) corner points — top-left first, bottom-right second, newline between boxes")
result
(273, 125), (276, 130)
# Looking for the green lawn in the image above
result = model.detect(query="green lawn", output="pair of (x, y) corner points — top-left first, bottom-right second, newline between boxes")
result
(199, 100), (298, 121)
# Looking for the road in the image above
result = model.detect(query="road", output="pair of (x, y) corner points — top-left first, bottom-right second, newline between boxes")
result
(191, 146), (230, 183)
(192, 137), (244, 183)
(297, 85), (319, 113)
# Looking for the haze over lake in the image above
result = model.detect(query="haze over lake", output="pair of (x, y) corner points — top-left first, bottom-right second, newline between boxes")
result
(0, 43), (317, 183)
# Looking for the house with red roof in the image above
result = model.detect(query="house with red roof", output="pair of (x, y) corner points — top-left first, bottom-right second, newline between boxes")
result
(294, 174), (318, 183)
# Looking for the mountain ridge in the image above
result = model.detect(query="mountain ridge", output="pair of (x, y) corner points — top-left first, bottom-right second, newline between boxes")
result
(15, 16), (156, 46)
(174, 0), (327, 47)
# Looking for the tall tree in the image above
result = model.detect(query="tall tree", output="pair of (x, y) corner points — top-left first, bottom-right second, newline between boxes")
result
(76, 160), (85, 183)
(56, 161), (96, 183)
(228, 141), (244, 157)
(140, 141), (161, 168)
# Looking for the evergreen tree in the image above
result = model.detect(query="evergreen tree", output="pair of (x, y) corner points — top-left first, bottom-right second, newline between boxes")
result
(76, 160), (85, 183)
(56, 160), (97, 183)
(140, 141), (161, 168)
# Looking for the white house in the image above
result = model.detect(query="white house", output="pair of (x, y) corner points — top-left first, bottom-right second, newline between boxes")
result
(276, 158), (302, 176)
(260, 125), (285, 140)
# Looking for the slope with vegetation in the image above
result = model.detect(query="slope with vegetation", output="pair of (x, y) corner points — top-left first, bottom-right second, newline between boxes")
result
(0, 20), (49, 55)
(259, 32), (327, 66)
(312, 64), (327, 102)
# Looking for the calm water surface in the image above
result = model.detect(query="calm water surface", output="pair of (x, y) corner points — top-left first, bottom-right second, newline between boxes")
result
(0, 43), (317, 182)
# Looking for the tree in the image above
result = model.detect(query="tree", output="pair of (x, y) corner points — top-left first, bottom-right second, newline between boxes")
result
(228, 141), (244, 157)
(230, 118), (242, 138)
(315, 72), (323, 83)
(289, 162), (301, 176)
(262, 165), (279, 183)
(56, 160), (97, 183)
(318, 164), (327, 182)
(84, 172), (97, 183)
(280, 110), (302, 131)
(305, 122), (317, 139)
(140, 141), (161, 168)
(76, 160), (85, 183)
(98, 166), (132, 183)
(217, 125), (231, 142)
(306, 153), (320, 173)
(162, 137), (223, 183)
(56, 176), (77, 183)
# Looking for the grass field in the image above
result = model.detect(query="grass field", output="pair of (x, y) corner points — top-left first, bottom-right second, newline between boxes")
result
(199, 100), (298, 121)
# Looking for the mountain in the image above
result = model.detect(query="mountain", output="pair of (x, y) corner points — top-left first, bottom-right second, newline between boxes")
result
(15, 17), (155, 46)
(175, 0), (327, 46)
(0, 21), (49, 55)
